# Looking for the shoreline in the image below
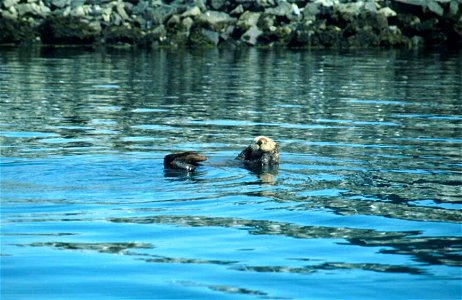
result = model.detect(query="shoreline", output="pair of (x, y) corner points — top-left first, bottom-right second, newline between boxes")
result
(1, 0), (461, 48)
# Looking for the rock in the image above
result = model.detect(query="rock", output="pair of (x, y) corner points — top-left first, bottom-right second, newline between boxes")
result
(197, 11), (237, 32)
(70, 0), (86, 10)
(302, 3), (320, 21)
(201, 28), (220, 45)
(189, 27), (220, 46)
(316, 25), (342, 47)
(220, 24), (235, 41)
(241, 24), (262, 45)
(39, 16), (99, 44)
(449, 0), (459, 15)
(364, 1), (377, 13)
(181, 6), (201, 18)
(335, 2), (364, 20)
(314, 0), (339, 8)
(236, 11), (261, 31)
(167, 14), (181, 28)
(426, 0), (444, 16)
(378, 7), (397, 18)
(2, 0), (20, 9)
(379, 25), (410, 47)
(265, 2), (301, 20)
(16, 3), (51, 18)
(230, 4), (244, 16)
(70, 5), (91, 18)
(111, 11), (123, 26)
(132, 1), (149, 15)
(210, 0), (226, 10)
(0, 18), (37, 43)
(1, 6), (18, 19)
(104, 25), (143, 45)
(48, 0), (71, 9)
(151, 24), (167, 42)
(102, 6), (112, 22)
(182, 16), (194, 32)
(116, 2), (130, 20)
(149, 5), (178, 25)
(256, 0), (276, 9)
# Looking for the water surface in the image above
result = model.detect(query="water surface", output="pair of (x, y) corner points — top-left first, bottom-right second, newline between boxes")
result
(1, 47), (461, 300)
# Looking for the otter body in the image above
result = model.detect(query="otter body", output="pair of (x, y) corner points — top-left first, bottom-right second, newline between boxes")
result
(163, 151), (207, 171)
(163, 136), (278, 171)
(236, 136), (279, 165)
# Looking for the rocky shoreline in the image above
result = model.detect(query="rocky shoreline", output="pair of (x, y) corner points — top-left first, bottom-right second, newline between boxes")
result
(1, 0), (461, 48)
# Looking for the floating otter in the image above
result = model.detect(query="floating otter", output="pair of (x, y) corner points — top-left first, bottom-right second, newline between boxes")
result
(163, 136), (278, 172)
(163, 151), (207, 172)
(236, 136), (279, 165)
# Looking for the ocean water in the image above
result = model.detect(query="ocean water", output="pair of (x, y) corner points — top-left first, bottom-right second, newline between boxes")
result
(1, 47), (461, 300)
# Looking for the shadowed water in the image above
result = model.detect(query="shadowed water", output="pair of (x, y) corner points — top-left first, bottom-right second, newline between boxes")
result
(1, 47), (461, 300)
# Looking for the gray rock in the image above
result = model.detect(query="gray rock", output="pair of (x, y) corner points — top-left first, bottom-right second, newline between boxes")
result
(133, 1), (149, 15)
(201, 28), (220, 45)
(427, 0), (444, 16)
(230, 4), (244, 16)
(148, 5), (177, 25)
(190, 27), (220, 46)
(16, 3), (51, 18)
(116, 2), (130, 20)
(152, 24), (167, 42)
(241, 24), (262, 45)
(182, 17), (194, 32)
(265, 2), (292, 17)
(50, 0), (71, 8)
(302, 3), (320, 21)
(449, 0), (459, 15)
(197, 11), (237, 32)
(181, 6), (201, 18)
(1, 6), (18, 19)
(256, 0), (276, 9)
(210, 0), (226, 10)
(236, 11), (261, 30)
(220, 24), (235, 41)
(70, 0), (85, 10)
(3, 0), (20, 9)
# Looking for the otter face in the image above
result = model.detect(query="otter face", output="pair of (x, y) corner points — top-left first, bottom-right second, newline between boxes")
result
(236, 136), (279, 165)
(251, 136), (277, 152)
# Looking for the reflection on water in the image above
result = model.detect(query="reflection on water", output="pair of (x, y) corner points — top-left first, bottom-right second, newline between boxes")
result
(1, 47), (461, 300)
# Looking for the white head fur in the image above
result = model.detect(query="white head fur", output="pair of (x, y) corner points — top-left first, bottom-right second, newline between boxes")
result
(250, 136), (277, 152)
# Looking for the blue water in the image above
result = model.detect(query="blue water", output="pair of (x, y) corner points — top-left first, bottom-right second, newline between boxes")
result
(1, 47), (461, 300)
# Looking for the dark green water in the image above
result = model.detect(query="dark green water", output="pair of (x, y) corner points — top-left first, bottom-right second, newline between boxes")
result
(1, 47), (461, 300)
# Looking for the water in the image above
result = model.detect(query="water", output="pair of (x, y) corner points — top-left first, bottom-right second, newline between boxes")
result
(1, 47), (461, 300)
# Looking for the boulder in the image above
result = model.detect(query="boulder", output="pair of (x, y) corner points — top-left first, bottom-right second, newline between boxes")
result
(39, 16), (99, 44)
(236, 11), (261, 30)
(241, 24), (262, 45)
(265, 2), (301, 21)
(0, 18), (38, 43)
(2, 0), (20, 9)
(46, 0), (71, 9)
(196, 11), (237, 32)
(189, 26), (220, 46)
(181, 6), (201, 18)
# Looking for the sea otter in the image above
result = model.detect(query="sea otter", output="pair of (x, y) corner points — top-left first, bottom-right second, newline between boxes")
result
(236, 136), (279, 165)
(163, 151), (207, 171)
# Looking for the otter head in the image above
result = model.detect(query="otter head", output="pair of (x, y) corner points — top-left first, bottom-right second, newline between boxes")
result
(250, 136), (277, 153)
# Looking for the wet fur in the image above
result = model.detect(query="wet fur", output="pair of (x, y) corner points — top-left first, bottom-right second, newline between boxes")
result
(164, 151), (207, 171)
(237, 136), (279, 165)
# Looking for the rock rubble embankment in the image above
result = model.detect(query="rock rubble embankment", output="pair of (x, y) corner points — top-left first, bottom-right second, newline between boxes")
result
(1, 0), (461, 48)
